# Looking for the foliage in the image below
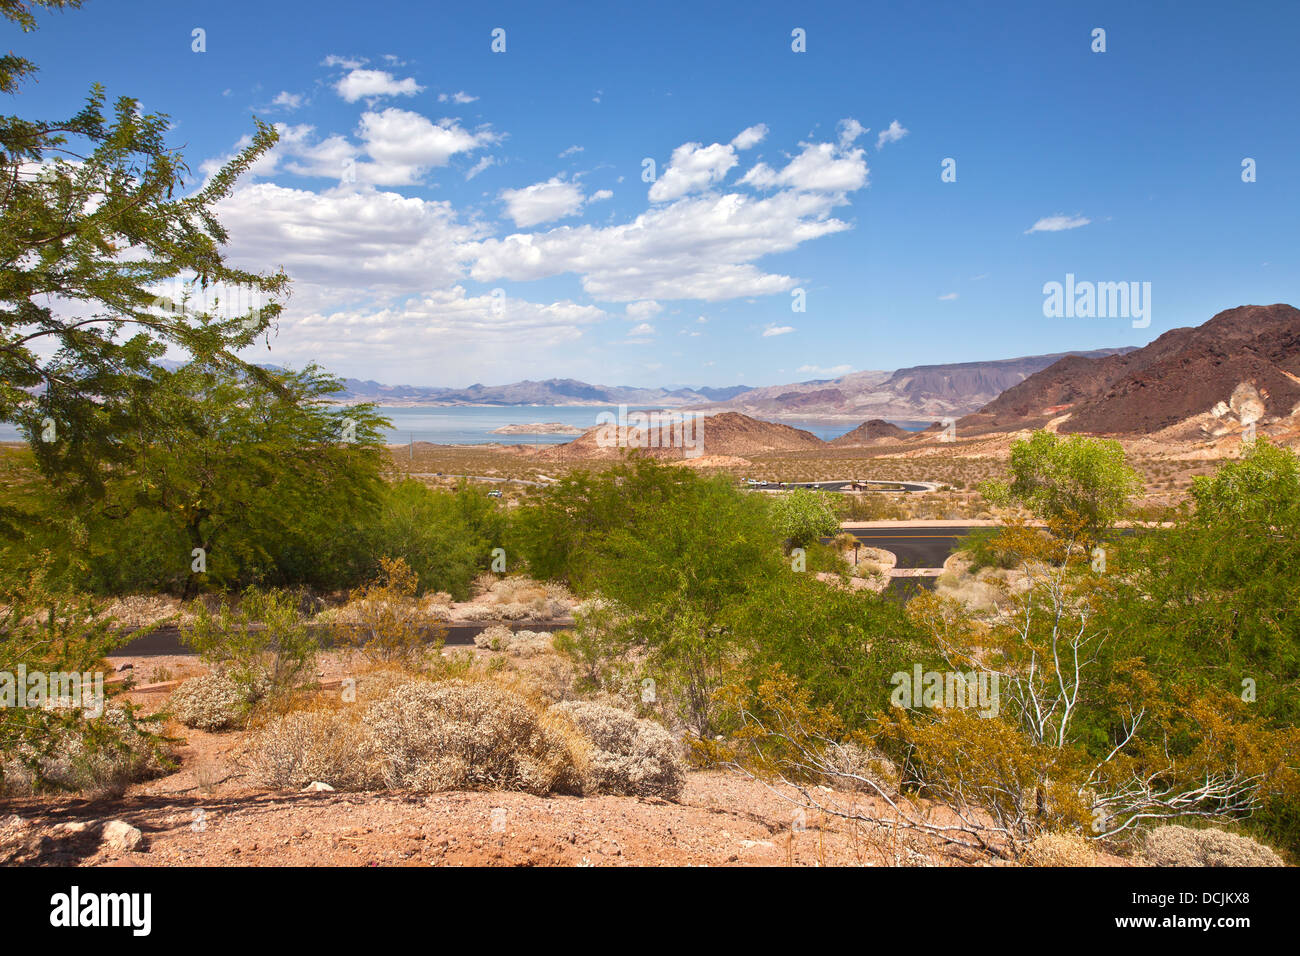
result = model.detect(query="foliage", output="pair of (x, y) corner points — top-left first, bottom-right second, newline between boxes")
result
(980, 430), (1142, 542)
(183, 587), (319, 704)
(352, 479), (504, 599)
(769, 487), (841, 551)
(0, 570), (171, 794)
(2, 8), (288, 494)
(332, 557), (445, 669)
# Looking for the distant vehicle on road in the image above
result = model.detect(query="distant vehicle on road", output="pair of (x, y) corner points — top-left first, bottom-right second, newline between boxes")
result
(488, 490), (503, 498)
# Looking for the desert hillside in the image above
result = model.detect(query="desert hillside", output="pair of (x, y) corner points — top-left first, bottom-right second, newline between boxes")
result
(830, 419), (911, 446)
(961, 304), (1300, 438)
(548, 410), (827, 459)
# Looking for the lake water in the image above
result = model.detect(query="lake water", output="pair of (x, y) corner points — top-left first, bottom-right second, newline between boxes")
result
(0, 405), (930, 445)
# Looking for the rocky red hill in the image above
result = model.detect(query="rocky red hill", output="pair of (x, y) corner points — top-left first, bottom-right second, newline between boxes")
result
(548, 411), (826, 459)
(829, 419), (910, 446)
(959, 304), (1300, 436)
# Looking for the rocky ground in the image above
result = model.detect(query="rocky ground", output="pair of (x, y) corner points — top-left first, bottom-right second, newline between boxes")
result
(1, 764), (997, 868)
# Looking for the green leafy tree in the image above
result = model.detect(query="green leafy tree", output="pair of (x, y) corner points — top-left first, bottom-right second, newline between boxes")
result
(354, 479), (505, 599)
(769, 487), (841, 551)
(981, 430), (1141, 542)
(1, 0), (287, 493)
(70, 361), (388, 595)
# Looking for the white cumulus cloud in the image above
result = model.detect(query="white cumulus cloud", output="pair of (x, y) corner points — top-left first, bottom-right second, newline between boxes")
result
(335, 68), (423, 103)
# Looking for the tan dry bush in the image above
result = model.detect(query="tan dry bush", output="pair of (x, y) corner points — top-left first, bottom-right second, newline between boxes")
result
(553, 700), (686, 800)
(506, 630), (553, 657)
(365, 678), (584, 795)
(1141, 825), (1284, 867)
(1022, 831), (1099, 867)
(474, 624), (513, 651)
(821, 741), (899, 797)
(170, 671), (267, 731)
(99, 594), (192, 629)
(243, 705), (379, 791)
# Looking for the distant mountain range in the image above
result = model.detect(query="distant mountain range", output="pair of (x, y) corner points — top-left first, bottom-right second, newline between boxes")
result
(333, 377), (752, 407)
(683, 349), (1134, 421)
(331, 348), (1135, 419)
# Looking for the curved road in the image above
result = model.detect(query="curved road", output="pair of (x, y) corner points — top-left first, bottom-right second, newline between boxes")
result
(749, 479), (940, 493)
(843, 526), (977, 569)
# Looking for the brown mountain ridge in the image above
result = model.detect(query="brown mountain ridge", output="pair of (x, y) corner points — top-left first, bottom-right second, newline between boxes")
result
(959, 304), (1300, 436)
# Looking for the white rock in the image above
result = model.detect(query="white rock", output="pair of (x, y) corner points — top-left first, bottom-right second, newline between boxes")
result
(301, 781), (335, 792)
(101, 820), (144, 852)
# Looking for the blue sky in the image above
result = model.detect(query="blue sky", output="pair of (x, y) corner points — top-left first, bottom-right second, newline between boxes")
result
(12, 0), (1299, 388)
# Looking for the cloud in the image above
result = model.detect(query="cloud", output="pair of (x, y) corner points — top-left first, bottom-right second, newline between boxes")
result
(214, 181), (484, 296)
(469, 186), (856, 301)
(730, 124), (769, 150)
(270, 91), (303, 111)
(740, 141), (868, 193)
(798, 363), (852, 376)
(762, 325), (795, 337)
(938, 292), (959, 301)
(837, 118), (867, 148)
(335, 68), (423, 103)
(558, 145), (584, 158)
(465, 156), (495, 180)
(1025, 214), (1091, 234)
(628, 322), (656, 336)
(500, 177), (607, 228)
(358, 108), (500, 184)
(322, 55), (366, 69)
(438, 91), (479, 104)
(626, 301), (662, 320)
(876, 120), (909, 149)
(274, 286), (607, 382)
(649, 140), (740, 202)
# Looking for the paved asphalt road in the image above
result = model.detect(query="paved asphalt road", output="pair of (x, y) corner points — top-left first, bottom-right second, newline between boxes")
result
(842, 526), (980, 569)
(117, 621), (546, 657)
(749, 479), (938, 493)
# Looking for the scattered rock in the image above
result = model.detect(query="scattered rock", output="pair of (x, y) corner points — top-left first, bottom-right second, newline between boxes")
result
(101, 820), (145, 853)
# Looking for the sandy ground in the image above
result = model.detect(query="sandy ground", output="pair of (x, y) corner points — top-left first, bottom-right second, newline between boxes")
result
(1, 659), (1074, 868)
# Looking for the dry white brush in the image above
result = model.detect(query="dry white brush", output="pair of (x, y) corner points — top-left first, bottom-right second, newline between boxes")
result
(241, 674), (685, 801)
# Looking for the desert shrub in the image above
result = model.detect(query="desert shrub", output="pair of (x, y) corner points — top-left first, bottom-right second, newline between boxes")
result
(1022, 831), (1098, 867)
(956, 526), (1021, 571)
(183, 587), (319, 704)
(475, 625), (554, 657)
(474, 624), (513, 651)
(0, 575), (172, 797)
(334, 557), (444, 668)
(555, 700), (685, 800)
(244, 705), (379, 790)
(170, 670), (269, 731)
(821, 741), (899, 797)
(0, 703), (172, 799)
(1141, 825), (1284, 867)
(364, 678), (583, 795)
